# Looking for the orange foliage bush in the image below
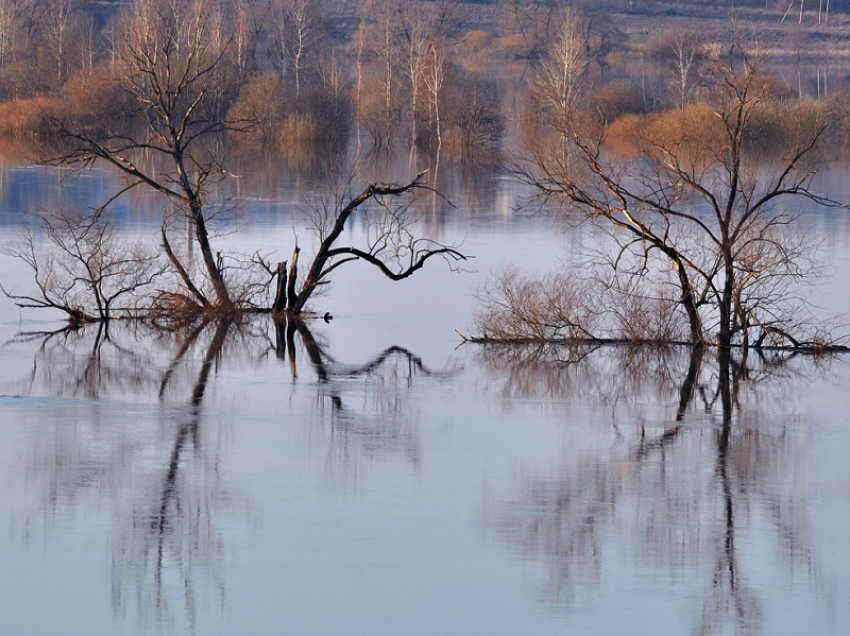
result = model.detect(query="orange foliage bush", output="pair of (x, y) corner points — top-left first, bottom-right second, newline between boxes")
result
(0, 96), (63, 139)
(641, 103), (725, 157)
(605, 113), (649, 156)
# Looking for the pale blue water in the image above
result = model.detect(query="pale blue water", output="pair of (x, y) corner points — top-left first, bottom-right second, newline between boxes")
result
(0, 158), (850, 635)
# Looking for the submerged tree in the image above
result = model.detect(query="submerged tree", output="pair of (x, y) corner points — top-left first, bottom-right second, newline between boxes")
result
(49, 0), (238, 315)
(1, 207), (163, 325)
(23, 0), (466, 326)
(495, 42), (842, 351)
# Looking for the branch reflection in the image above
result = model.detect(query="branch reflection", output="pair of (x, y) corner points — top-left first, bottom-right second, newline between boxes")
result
(5, 316), (456, 633)
(273, 317), (461, 483)
(478, 344), (834, 634)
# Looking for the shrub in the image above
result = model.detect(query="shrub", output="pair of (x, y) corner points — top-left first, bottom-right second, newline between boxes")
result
(63, 66), (134, 124)
(605, 113), (649, 156)
(590, 81), (649, 122)
(0, 96), (63, 139)
(442, 70), (504, 159)
(228, 72), (284, 146)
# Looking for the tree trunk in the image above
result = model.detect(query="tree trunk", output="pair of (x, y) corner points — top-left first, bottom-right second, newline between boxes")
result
(273, 260), (288, 315)
(188, 199), (232, 310)
(286, 246), (300, 311)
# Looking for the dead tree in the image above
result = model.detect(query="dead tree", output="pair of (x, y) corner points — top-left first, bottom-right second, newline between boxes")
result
(270, 170), (468, 316)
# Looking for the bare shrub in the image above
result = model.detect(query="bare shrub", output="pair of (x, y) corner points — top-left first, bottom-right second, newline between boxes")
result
(0, 58), (51, 101)
(744, 98), (831, 156)
(609, 287), (687, 344)
(442, 70), (503, 159)
(474, 266), (600, 342)
(63, 65), (134, 124)
(355, 74), (405, 146)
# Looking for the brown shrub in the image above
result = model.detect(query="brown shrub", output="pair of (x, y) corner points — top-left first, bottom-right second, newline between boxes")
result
(228, 72), (284, 145)
(744, 98), (831, 156)
(63, 66), (133, 123)
(0, 96), (63, 139)
(591, 81), (649, 122)
(279, 113), (319, 147)
(442, 70), (503, 159)
(0, 59), (50, 101)
(355, 77), (404, 145)
(640, 103), (727, 164)
(474, 266), (601, 343)
(605, 113), (649, 156)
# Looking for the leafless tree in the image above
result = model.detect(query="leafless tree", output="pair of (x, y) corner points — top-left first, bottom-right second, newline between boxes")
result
(352, 0), (403, 147)
(509, 44), (841, 351)
(47, 0), (239, 316)
(270, 0), (323, 96)
(2, 207), (164, 325)
(398, 9), (430, 147)
(42, 0), (78, 82)
(266, 170), (468, 315)
(668, 21), (702, 108)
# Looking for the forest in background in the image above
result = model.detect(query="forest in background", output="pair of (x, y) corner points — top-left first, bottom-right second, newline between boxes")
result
(0, 0), (846, 161)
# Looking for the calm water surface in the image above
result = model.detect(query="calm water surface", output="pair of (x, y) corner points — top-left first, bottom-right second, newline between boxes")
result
(1, 157), (850, 635)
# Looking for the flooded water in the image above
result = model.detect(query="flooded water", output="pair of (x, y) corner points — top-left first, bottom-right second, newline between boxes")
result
(1, 155), (850, 635)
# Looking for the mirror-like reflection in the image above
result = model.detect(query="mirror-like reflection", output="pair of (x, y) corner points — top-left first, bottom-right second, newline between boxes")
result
(3, 320), (849, 634)
(2, 317), (459, 633)
(479, 344), (837, 634)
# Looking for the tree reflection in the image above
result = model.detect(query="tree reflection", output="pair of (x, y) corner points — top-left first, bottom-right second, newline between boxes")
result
(272, 316), (460, 482)
(479, 344), (833, 634)
(5, 316), (456, 632)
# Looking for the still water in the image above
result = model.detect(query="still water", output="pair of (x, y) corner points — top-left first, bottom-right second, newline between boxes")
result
(1, 155), (850, 635)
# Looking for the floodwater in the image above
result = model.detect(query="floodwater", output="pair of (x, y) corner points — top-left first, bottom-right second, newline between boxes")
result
(1, 154), (850, 635)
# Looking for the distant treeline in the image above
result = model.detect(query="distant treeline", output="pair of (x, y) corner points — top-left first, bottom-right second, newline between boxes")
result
(0, 0), (843, 159)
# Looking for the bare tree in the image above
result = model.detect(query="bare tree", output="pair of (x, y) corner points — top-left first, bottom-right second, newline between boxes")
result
(509, 45), (839, 351)
(49, 0), (238, 316)
(268, 170), (468, 315)
(668, 21), (701, 108)
(398, 9), (430, 147)
(2, 207), (163, 325)
(42, 0), (78, 82)
(270, 0), (323, 97)
(353, 0), (404, 147)
(523, 8), (592, 162)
